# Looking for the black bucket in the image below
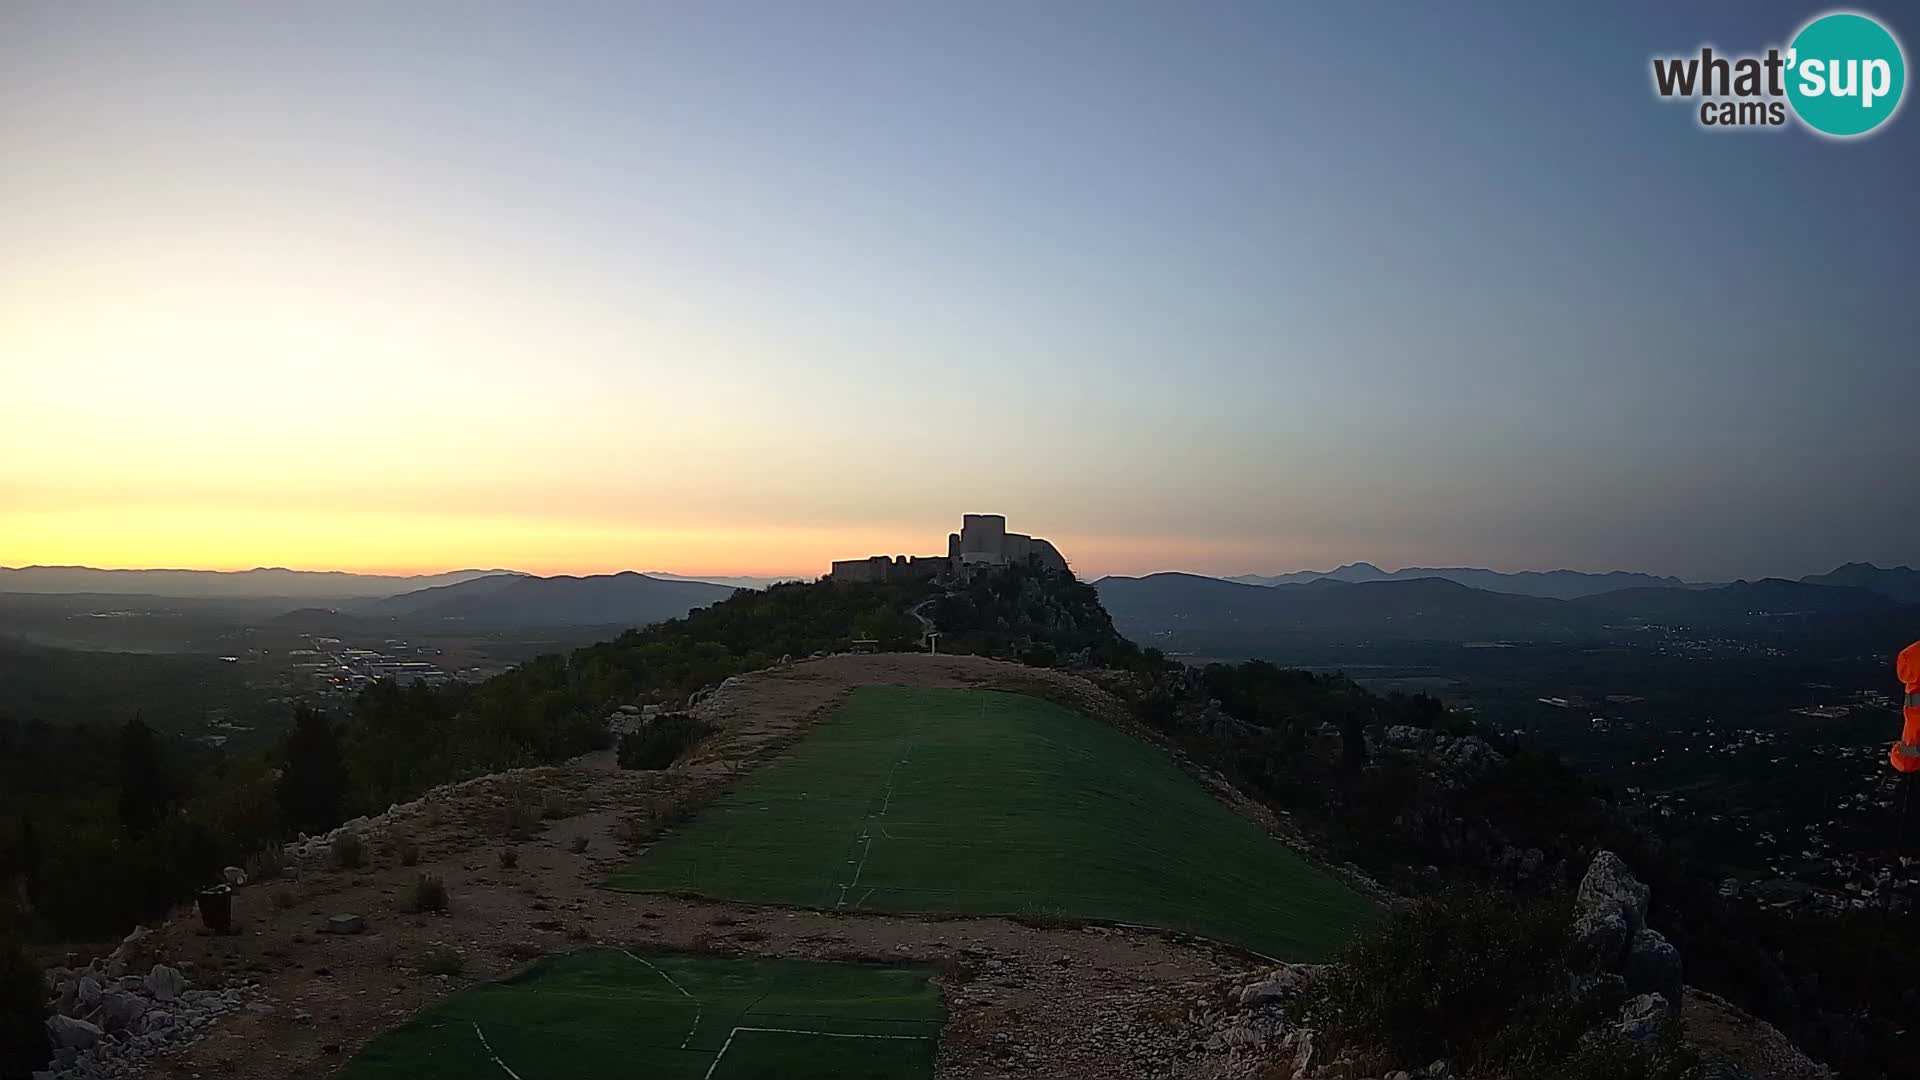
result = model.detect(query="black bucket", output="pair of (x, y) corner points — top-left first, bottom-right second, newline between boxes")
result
(197, 884), (233, 933)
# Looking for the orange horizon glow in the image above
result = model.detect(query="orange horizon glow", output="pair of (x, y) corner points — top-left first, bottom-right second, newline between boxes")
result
(0, 503), (1316, 582)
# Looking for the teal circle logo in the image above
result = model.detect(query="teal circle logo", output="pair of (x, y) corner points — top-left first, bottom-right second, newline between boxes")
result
(1787, 12), (1906, 137)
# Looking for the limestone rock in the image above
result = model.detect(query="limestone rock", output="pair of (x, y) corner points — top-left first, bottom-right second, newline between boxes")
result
(96, 989), (148, 1033)
(144, 964), (186, 1002)
(74, 974), (103, 1012)
(1236, 963), (1316, 1006)
(1577, 851), (1650, 936)
(1616, 992), (1670, 1042)
(1573, 850), (1650, 972)
(327, 913), (367, 935)
(1625, 928), (1682, 1007)
(45, 1014), (103, 1051)
(1572, 904), (1632, 974)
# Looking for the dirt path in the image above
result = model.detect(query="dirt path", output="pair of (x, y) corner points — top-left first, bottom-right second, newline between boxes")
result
(132, 655), (1274, 1079)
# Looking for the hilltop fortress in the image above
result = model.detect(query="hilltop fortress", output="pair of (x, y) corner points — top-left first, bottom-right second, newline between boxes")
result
(829, 514), (1068, 583)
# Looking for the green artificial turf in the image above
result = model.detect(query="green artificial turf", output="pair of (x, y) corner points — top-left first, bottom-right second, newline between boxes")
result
(607, 687), (1374, 959)
(343, 949), (944, 1080)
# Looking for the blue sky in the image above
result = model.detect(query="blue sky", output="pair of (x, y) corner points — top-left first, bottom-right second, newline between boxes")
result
(2, 2), (1914, 579)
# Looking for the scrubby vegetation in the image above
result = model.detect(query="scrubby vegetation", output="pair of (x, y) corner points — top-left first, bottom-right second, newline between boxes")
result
(331, 830), (366, 869)
(616, 714), (714, 770)
(1308, 889), (1694, 1079)
(405, 874), (448, 914)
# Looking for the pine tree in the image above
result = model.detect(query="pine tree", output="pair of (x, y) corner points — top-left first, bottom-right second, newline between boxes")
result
(278, 706), (348, 836)
(116, 714), (170, 836)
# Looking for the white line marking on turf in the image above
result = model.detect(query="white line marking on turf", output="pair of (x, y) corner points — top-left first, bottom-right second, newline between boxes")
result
(471, 1022), (523, 1080)
(622, 949), (703, 1049)
(702, 1025), (929, 1080)
(834, 704), (928, 909)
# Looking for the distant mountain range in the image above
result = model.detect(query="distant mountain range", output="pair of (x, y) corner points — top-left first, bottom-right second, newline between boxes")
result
(1223, 560), (1920, 605)
(1799, 562), (1920, 604)
(0, 565), (753, 633)
(362, 571), (739, 628)
(642, 572), (798, 591)
(1096, 567), (1910, 649)
(0, 565), (516, 600)
(1224, 562), (1689, 599)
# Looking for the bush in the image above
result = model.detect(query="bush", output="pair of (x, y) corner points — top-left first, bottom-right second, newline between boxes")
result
(1307, 888), (1696, 1079)
(392, 834), (420, 866)
(500, 801), (540, 841)
(330, 830), (365, 869)
(0, 938), (49, 1079)
(497, 848), (518, 870)
(1308, 889), (1572, 1066)
(405, 874), (447, 914)
(415, 947), (463, 976)
(617, 714), (713, 771)
(541, 792), (576, 820)
(568, 836), (589, 854)
(244, 844), (286, 883)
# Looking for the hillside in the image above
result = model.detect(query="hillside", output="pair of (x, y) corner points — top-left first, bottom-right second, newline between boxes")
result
(364, 571), (739, 628)
(0, 565), (513, 599)
(8, 564), (1891, 1079)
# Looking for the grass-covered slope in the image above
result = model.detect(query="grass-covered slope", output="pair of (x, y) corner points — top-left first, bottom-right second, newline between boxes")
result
(609, 687), (1375, 959)
(343, 949), (944, 1080)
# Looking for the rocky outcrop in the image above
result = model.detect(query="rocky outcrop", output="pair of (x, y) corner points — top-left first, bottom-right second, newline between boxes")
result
(1625, 927), (1683, 1006)
(1573, 849), (1651, 974)
(38, 930), (269, 1080)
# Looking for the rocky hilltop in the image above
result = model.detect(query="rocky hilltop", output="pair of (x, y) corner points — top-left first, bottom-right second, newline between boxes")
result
(25, 653), (1832, 1080)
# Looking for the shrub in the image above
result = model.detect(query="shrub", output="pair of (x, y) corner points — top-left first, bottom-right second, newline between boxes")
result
(541, 792), (576, 820)
(497, 848), (518, 870)
(0, 938), (49, 1079)
(568, 836), (589, 854)
(330, 830), (365, 869)
(501, 801), (540, 841)
(415, 947), (463, 976)
(617, 714), (714, 771)
(1307, 889), (1572, 1066)
(244, 845), (285, 883)
(405, 874), (448, 914)
(393, 834), (421, 866)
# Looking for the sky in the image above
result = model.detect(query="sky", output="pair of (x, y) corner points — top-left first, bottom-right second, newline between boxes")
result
(2, 2), (1916, 582)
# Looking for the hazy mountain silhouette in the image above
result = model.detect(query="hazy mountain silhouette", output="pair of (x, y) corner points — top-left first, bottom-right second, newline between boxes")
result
(1570, 578), (1895, 620)
(1226, 562), (1690, 599)
(1095, 573), (1602, 642)
(1798, 562), (1920, 604)
(642, 571), (795, 591)
(366, 571), (737, 628)
(0, 565), (516, 600)
(1097, 571), (1905, 648)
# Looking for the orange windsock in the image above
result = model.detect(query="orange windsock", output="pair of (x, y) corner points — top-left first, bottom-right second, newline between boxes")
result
(1892, 641), (1920, 774)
